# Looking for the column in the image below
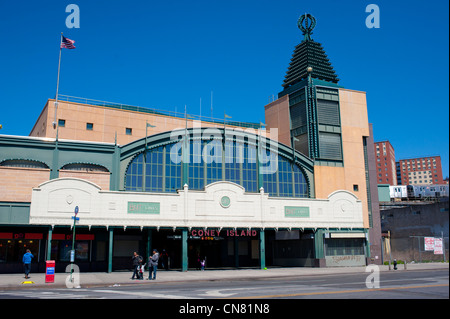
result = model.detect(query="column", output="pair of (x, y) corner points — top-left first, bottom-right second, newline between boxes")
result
(50, 138), (59, 179)
(234, 236), (239, 268)
(260, 229), (266, 269)
(364, 229), (371, 259)
(147, 229), (152, 262)
(314, 229), (325, 267)
(46, 227), (53, 260)
(182, 229), (188, 272)
(108, 228), (114, 273)
(110, 143), (121, 191)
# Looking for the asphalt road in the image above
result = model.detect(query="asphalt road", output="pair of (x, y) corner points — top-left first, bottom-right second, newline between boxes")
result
(0, 269), (447, 300)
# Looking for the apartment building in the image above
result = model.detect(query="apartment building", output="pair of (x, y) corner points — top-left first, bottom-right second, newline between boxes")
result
(374, 141), (397, 185)
(397, 156), (444, 185)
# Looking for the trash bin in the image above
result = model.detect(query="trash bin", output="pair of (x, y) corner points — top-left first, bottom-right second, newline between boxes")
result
(45, 260), (55, 283)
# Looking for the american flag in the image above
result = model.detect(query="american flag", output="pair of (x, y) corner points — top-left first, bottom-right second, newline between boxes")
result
(61, 36), (76, 49)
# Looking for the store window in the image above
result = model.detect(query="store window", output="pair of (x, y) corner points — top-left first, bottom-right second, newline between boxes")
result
(49, 234), (94, 262)
(50, 240), (90, 262)
(0, 233), (42, 263)
(325, 238), (365, 256)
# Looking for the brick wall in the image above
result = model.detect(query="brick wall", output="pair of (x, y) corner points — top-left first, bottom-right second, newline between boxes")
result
(58, 170), (110, 190)
(381, 200), (449, 262)
(0, 167), (50, 202)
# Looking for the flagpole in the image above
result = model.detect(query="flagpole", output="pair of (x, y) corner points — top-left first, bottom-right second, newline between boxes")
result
(53, 32), (63, 129)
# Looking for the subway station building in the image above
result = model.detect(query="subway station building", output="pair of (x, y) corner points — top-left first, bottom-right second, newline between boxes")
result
(0, 14), (381, 273)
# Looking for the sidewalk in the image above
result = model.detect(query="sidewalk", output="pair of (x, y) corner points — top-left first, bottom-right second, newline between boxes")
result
(0, 262), (447, 290)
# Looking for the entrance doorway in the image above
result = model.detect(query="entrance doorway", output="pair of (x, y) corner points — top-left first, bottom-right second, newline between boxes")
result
(188, 238), (227, 269)
(188, 230), (261, 269)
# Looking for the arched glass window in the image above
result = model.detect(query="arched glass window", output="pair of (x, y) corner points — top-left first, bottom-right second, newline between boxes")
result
(242, 143), (257, 193)
(262, 148), (277, 196)
(126, 153), (144, 191)
(261, 151), (308, 198)
(144, 146), (164, 192)
(125, 140), (309, 198)
(189, 141), (204, 190)
(293, 164), (308, 197)
(278, 156), (293, 197)
(206, 139), (222, 185)
(165, 144), (182, 193)
(224, 140), (241, 185)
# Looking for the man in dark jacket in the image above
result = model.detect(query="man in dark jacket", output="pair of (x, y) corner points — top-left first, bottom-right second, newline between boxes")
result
(148, 249), (159, 280)
(131, 251), (143, 280)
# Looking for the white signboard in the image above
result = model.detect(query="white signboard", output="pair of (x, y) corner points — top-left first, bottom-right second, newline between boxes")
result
(434, 238), (443, 255)
(424, 237), (435, 251)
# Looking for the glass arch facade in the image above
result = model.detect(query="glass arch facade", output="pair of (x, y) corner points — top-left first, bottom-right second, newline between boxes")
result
(125, 139), (310, 198)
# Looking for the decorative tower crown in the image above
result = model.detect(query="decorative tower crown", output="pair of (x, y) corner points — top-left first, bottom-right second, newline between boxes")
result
(282, 13), (339, 89)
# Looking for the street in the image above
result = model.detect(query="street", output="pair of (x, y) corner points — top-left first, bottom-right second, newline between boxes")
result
(0, 269), (447, 300)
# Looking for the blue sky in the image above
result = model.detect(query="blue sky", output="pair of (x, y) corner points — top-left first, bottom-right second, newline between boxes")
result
(0, 0), (448, 178)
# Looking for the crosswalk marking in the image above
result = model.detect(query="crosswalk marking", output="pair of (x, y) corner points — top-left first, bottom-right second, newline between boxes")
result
(0, 288), (193, 299)
(0, 290), (104, 299)
(89, 288), (199, 299)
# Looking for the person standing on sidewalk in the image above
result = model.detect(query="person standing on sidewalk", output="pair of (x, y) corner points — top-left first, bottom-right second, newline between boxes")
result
(131, 252), (143, 280)
(148, 249), (159, 280)
(22, 249), (34, 279)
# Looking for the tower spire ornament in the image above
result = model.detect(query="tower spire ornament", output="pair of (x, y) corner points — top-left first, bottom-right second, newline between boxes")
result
(281, 13), (339, 90)
(298, 13), (316, 42)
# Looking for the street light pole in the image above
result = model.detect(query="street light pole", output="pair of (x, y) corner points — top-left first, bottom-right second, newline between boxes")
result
(224, 112), (231, 131)
(70, 205), (79, 283)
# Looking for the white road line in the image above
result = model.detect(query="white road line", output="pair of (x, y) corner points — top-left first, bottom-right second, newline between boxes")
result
(322, 276), (449, 287)
(199, 287), (256, 297)
(0, 291), (94, 299)
(90, 289), (200, 299)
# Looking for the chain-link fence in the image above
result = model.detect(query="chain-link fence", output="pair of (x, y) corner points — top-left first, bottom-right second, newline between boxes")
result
(382, 235), (448, 264)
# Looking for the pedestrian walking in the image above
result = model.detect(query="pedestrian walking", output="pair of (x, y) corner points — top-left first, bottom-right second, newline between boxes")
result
(160, 249), (169, 270)
(140, 262), (146, 278)
(22, 249), (34, 279)
(196, 252), (201, 270)
(200, 259), (205, 271)
(147, 249), (159, 280)
(131, 251), (143, 280)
